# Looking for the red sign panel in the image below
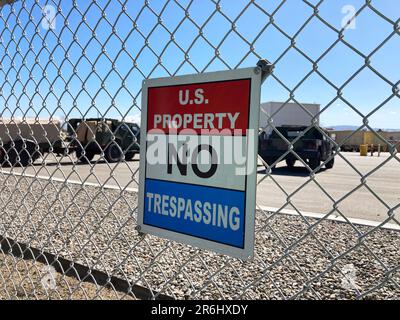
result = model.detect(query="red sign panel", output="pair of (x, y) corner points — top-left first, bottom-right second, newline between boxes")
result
(147, 79), (251, 135)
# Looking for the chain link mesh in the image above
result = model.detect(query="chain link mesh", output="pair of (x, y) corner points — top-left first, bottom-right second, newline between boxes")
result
(0, 0), (399, 299)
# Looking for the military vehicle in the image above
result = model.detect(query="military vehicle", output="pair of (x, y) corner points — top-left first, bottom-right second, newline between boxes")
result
(0, 118), (140, 166)
(67, 118), (140, 163)
(258, 126), (335, 171)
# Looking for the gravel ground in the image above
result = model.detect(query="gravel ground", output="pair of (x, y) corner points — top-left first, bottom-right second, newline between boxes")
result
(0, 175), (398, 300)
(0, 253), (134, 300)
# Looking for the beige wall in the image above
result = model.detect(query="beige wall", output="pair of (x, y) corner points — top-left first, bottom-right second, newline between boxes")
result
(329, 130), (400, 151)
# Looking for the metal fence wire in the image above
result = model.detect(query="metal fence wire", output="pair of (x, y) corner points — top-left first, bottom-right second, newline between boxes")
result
(0, 0), (399, 300)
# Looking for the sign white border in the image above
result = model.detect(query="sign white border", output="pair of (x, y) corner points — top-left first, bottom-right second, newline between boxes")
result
(138, 67), (261, 260)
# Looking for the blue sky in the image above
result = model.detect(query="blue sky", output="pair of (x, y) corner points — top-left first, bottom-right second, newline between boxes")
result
(0, 0), (399, 128)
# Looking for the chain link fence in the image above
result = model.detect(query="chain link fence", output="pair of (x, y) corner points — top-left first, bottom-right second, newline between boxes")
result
(0, 0), (399, 299)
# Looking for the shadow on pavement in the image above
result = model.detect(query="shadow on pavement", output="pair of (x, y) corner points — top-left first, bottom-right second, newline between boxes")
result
(257, 165), (327, 177)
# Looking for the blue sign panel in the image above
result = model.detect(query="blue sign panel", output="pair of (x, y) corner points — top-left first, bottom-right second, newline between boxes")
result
(144, 179), (246, 248)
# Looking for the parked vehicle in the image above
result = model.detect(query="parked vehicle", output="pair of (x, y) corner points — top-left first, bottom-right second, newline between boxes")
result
(0, 119), (65, 166)
(258, 126), (335, 171)
(0, 118), (140, 166)
(67, 118), (140, 163)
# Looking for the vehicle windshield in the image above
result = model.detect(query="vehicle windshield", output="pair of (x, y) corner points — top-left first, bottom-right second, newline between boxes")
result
(272, 127), (322, 140)
(287, 130), (302, 138)
(128, 123), (139, 134)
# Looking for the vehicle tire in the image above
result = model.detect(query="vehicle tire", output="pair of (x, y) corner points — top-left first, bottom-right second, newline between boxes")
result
(105, 143), (123, 163)
(6, 140), (39, 167)
(309, 152), (321, 171)
(325, 157), (335, 169)
(76, 147), (94, 164)
(285, 158), (296, 169)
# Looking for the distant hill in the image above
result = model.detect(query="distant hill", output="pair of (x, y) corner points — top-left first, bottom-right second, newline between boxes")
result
(326, 125), (399, 132)
(327, 125), (360, 131)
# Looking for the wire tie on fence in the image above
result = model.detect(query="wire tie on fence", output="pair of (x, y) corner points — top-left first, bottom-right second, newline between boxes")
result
(387, 209), (395, 218)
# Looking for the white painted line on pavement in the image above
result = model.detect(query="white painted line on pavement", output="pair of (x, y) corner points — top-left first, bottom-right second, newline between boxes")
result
(2, 170), (139, 192)
(258, 205), (400, 231)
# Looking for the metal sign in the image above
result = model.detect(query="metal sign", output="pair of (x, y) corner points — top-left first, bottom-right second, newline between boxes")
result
(138, 67), (262, 260)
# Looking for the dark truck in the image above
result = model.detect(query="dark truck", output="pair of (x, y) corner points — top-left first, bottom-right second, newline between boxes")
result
(258, 126), (335, 171)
